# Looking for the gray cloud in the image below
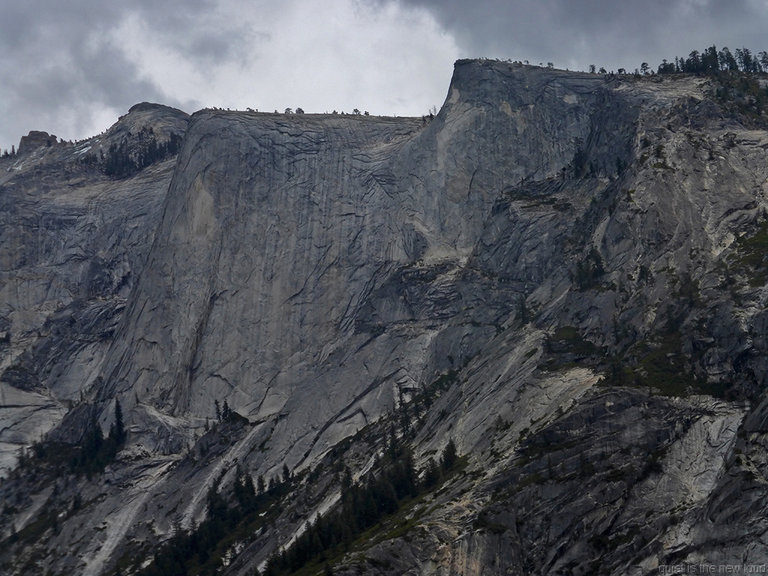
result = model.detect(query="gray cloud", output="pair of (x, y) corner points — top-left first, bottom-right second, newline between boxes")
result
(0, 0), (458, 151)
(0, 0), (260, 150)
(0, 2), (173, 149)
(1, 0), (767, 153)
(402, 0), (768, 72)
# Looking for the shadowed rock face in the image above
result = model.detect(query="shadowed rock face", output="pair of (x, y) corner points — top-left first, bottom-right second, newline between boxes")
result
(3, 61), (768, 575)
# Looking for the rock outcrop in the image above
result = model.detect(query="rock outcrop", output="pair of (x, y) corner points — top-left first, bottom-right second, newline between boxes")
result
(3, 61), (768, 576)
(17, 131), (60, 155)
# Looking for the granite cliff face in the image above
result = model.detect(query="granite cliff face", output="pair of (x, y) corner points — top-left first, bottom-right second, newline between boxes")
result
(97, 64), (623, 459)
(3, 61), (768, 575)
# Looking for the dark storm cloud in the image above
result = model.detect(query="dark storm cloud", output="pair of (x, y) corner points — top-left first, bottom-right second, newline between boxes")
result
(0, 0), (248, 151)
(1, 2), (153, 149)
(3, 0), (766, 153)
(402, 0), (768, 71)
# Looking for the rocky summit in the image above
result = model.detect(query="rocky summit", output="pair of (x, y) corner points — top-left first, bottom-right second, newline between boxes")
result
(2, 59), (768, 576)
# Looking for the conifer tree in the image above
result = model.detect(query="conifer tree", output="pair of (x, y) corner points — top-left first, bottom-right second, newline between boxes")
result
(441, 438), (458, 471)
(424, 457), (441, 488)
(109, 398), (126, 445)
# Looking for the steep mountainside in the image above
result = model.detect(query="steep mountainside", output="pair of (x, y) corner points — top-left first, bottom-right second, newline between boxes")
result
(2, 60), (768, 576)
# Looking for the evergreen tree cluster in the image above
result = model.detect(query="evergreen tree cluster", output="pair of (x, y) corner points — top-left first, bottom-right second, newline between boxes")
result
(263, 437), (459, 576)
(74, 400), (126, 478)
(103, 128), (182, 178)
(134, 433), (459, 576)
(214, 399), (235, 423)
(20, 400), (125, 478)
(574, 248), (606, 290)
(18, 400), (127, 483)
(652, 45), (768, 120)
(656, 45), (768, 75)
(137, 464), (294, 576)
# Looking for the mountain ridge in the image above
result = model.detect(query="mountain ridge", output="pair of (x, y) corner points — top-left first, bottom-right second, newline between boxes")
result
(2, 59), (768, 575)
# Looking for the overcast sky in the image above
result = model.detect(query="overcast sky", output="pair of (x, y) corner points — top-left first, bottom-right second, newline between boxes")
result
(2, 0), (767, 152)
